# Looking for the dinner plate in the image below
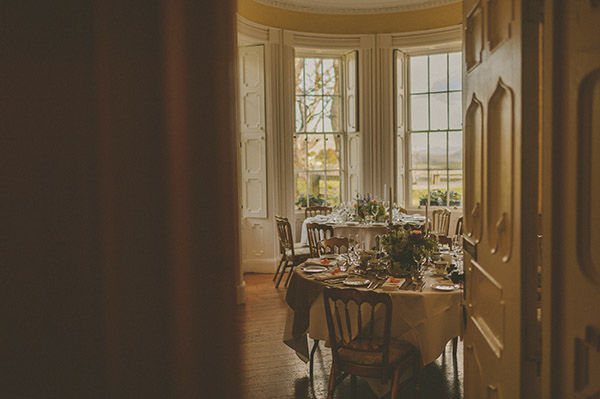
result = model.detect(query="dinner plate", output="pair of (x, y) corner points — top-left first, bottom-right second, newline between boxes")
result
(343, 278), (370, 286)
(303, 265), (328, 273)
(432, 283), (459, 291)
(345, 221), (359, 226)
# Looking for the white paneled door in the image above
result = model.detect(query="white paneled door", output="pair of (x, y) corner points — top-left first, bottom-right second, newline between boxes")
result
(462, 0), (540, 397)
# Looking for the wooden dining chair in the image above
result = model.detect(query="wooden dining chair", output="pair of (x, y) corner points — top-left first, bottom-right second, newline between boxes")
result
(305, 205), (333, 218)
(454, 215), (464, 237)
(323, 287), (421, 399)
(317, 237), (351, 256)
(306, 222), (334, 258)
(429, 208), (451, 240)
(438, 214), (464, 249)
(274, 215), (311, 288)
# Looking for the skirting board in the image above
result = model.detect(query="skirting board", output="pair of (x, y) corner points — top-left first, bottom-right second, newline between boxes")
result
(242, 257), (279, 274)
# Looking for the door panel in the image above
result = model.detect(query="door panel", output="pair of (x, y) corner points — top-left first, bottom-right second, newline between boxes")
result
(463, 0), (539, 397)
(547, 0), (600, 397)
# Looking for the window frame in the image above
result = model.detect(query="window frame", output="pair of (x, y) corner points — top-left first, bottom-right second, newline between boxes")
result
(293, 50), (357, 208)
(401, 48), (463, 210)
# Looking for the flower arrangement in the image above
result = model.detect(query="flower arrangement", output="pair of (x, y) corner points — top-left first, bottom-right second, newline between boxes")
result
(295, 193), (326, 207)
(419, 190), (462, 206)
(354, 193), (386, 221)
(381, 229), (438, 276)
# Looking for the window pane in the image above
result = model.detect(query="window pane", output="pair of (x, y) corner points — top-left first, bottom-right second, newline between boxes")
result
(448, 131), (462, 169)
(410, 170), (428, 207)
(410, 94), (429, 131)
(293, 134), (307, 170)
(430, 93), (448, 130)
(449, 170), (463, 206)
(430, 131), (447, 169)
(410, 56), (428, 93)
(308, 173), (326, 204)
(326, 172), (341, 205)
(305, 96), (324, 132)
(323, 96), (341, 132)
(322, 59), (339, 95)
(295, 99), (305, 132)
(295, 173), (308, 206)
(429, 54), (448, 92)
(295, 58), (306, 95)
(325, 134), (342, 169)
(449, 92), (462, 129)
(304, 58), (321, 95)
(411, 133), (428, 169)
(448, 52), (462, 91)
(307, 135), (324, 170)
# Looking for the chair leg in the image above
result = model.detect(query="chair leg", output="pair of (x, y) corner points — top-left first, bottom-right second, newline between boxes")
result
(284, 264), (296, 287)
(275, 261), (288, 288)
(351, 374), (357, 399)
(452, 336), (458, 358)
(309, 340), (319, 380)
(273, 255), (285, 282)
(390, 366), (401, 399)
(327, 362), (337, 399)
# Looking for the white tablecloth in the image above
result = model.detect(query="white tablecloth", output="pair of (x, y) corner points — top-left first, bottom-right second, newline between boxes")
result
(300, 216), (389, 249)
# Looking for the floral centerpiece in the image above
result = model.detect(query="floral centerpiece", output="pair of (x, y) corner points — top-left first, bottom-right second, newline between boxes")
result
(419, 190), (462, 206)
(295, 193), (326, 207)
(381, 229), (438, 277)
(354, 193), (386, 221)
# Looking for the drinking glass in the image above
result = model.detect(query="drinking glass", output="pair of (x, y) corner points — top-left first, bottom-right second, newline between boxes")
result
(371, 204), (380, 222)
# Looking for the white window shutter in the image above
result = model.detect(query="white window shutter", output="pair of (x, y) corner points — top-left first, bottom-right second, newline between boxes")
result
(394, 50), (407, 208)
(344, 51), (360, 200)
(239, 45), (267, 218)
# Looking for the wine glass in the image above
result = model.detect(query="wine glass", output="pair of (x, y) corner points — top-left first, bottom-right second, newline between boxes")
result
(371, 204), (380, 223)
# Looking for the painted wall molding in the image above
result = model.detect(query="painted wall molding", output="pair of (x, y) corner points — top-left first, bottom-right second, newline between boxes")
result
(250, 0), (461, 15)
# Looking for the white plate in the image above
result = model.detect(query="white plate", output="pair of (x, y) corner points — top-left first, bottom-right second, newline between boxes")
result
(343, 278), (371, 286)
(432, 283), (458, 291)
(345, 221), (359, 225)
(303, 265), (328, 273)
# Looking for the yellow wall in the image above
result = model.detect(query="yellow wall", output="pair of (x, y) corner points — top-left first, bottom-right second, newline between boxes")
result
(237, 0), (462, 34)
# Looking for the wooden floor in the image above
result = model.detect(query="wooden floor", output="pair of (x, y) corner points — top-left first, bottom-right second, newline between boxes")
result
(238, 273), (464, 399)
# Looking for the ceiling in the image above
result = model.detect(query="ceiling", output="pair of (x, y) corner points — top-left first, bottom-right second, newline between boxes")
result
(251, 0), (461, 15)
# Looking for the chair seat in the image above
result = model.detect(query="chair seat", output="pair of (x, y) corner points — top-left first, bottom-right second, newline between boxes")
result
(286, 246), (311, 257)
(338, 337), (415, 367)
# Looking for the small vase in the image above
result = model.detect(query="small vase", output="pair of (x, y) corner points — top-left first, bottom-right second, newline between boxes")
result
(388, 259), (415, 278)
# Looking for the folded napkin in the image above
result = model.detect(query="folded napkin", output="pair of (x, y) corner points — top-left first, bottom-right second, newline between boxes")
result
(305, 258), (337, 267)
(314, 272), (348, 281)
(380, 276), (405, 291)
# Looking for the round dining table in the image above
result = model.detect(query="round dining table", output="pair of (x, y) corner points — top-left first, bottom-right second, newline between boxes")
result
(283, 262), (462, 395)
(300, 215), (426, 250)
